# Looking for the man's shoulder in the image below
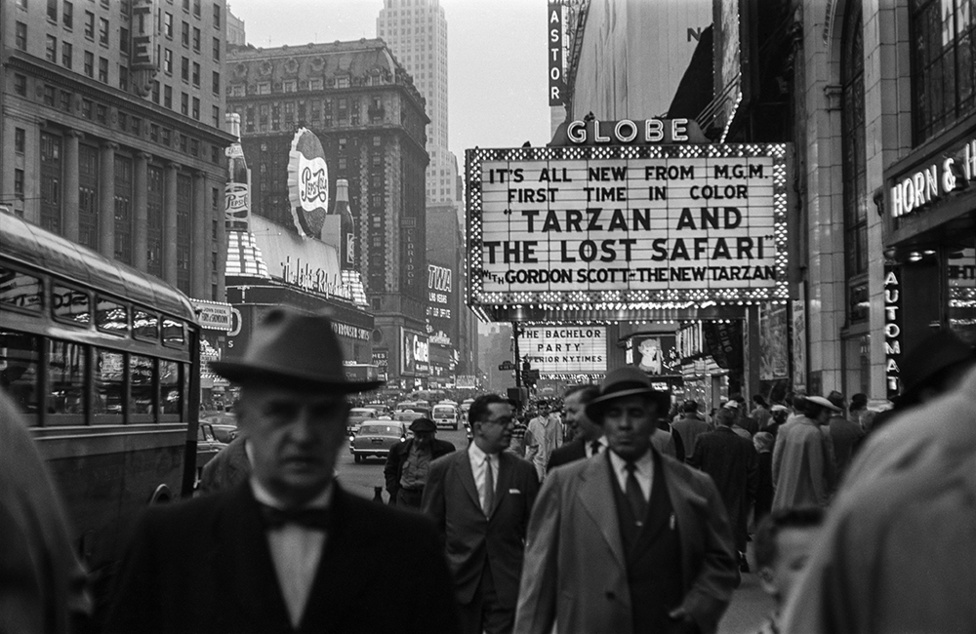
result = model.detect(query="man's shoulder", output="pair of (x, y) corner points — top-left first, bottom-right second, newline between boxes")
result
(430, 447), (465, 470)
(339, 487), (438, 534)
(501, 450), (536, 473)
(661, 453), (719, 490)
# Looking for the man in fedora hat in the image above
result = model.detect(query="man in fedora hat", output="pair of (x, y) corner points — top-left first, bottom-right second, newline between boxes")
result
(105, 308), (459, 633)
(385, 417), (455, 509)
(514, 366), (739, 634)
(772, 395), (840, 511)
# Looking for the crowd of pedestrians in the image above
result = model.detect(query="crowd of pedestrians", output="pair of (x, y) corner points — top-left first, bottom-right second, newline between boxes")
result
(3, 307), (975, 633)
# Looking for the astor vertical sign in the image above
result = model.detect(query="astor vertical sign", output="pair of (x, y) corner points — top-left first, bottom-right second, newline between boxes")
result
(548, 2), (564, 106)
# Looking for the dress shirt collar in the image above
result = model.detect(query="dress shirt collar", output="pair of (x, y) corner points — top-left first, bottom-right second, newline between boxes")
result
(608, 447), (653, 480)
(586, 436), (608, 457)
(250, 477), (333, 511)
(468, 440), (495, 464)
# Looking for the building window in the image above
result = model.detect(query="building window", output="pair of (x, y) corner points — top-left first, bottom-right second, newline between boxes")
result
(212, 71), (220, 94)
(910, 0), (976, 144)
(98, 17), (109, 45)
(193, 0), (201, 17)
(147, 164), (164, 276)
(114, 155), (133, 264)
(84, 51), (94, 76)
(120, 27), (129, 55)
(46, 35), (58, 62)
(15, 128), (26, 153)
(192, 61), (200, 86)
(164, 12), (173, 37)
(181, 21), (189, 47)
(181, 92), (189, 115)
(96, 103), (107, 123)
(84, 11), (94, 38)
(81, 98), (92, 118)
(98, 57), (109, 83)
(212, 37), (220, 60)
(79, 144), (99, 250)
(60, 90), (72, 111)
(212, 105), (220, 127)
(47, 0), (57, 20)
(842, 5), (869, 324)
(212, 3), (220, 29)
(14, 74), (27, 96)
(181, 57), (189, 82)
(164, 49), (173, 74)
(257, 82), (270, 94)
(15, 169), (25, 199)
(39, 132), (62, 234)
(119, 65), (128, 90)
(283, 79), (297, 93)
(192, 96), (199, 120)
(164, 85), (172, 108)
(15, 22), (27, 50)
(151, 80), (160, 103)
(63, 1), (74, 27)
(176, 174), (192, 292)
(192, 27), (200, 51)
(43, 85), (56, 106)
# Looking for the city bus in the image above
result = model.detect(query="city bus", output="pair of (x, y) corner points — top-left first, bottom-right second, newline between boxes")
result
(0, 211), (201, 598)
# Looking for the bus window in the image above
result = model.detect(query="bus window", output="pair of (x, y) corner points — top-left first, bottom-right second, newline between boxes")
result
(48, 340), (87, 420)
(130, 355), (156, 422)
(160, 360), (182, 418)
(133, 309), (159, 342)
(96, 297), (129, 335)
(0, 267), (43, 312)
(94, 349), (124, 422)
(162, 318), (185, 348)
(52, 284), (91, 327)
(0, 330), (40, 420)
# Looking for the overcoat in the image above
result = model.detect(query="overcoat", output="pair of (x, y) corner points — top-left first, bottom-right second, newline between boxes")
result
(545, 438), (586, 472)
(199, 434), (250, 494)
(421, 449), (540, 609)
(383, 437), (455, 501)
(104, 481), (460, 633)
(513, 450), (738, 634)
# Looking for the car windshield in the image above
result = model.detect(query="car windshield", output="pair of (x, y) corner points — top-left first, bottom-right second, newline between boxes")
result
(358, 424), (401, 436)
(433, 406), (455, 417)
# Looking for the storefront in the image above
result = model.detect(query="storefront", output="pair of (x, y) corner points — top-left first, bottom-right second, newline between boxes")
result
(883, 118), (976, 399)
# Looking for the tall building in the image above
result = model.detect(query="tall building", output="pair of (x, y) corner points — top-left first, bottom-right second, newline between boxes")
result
(225, 4), (245, 47)
(376, 0), (456, 205)
(225, 39), (430, 388)
(1, 0), (234, 303)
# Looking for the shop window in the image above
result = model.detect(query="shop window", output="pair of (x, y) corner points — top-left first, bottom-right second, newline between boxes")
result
(130, 354), (156, 419)
(94, 349), (124, 420)
(0, 331), (40, 420)
(48, 340), (87, 418)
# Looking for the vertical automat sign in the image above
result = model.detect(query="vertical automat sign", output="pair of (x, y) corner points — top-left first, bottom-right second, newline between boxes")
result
(466, 144), (789, 311)
(884, 266), (903, 400)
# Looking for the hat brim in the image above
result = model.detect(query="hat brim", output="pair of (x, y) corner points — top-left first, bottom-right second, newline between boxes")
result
(585, 387), (671, 421)
(210, 359), (384, 393)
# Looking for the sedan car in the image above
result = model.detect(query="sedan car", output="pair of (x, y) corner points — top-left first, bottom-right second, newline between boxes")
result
(347, 407), (379, 434)
(349, 420), (408, 463)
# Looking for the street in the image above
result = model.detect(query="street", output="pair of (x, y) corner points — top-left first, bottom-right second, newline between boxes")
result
(336, 427), (774, 632)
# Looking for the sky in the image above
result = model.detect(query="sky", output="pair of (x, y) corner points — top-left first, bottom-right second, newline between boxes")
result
(226, 0), (552, 165)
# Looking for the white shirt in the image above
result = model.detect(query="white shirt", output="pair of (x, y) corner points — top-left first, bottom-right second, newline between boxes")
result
(608, 449), (654, 501)
(585, 436), (608, 458)
(250, 478), (332, 628)
(467, 442), (497, 511)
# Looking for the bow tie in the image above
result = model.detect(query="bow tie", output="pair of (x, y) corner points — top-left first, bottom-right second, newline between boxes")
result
(259, 504), (330, 531)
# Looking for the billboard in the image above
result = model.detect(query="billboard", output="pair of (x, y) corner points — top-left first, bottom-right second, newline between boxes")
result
(287, 128), (330, 238)
(400, 329), (430, 376)
(522, 326), (607, 374)
(465, 143), (788, 319)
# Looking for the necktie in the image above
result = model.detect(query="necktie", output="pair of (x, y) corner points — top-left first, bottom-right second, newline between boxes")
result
(624, 462), (647, 524)
(483, 456), (495, 515)
(259, 504), (330, 531)
(590, 440), (602, 456)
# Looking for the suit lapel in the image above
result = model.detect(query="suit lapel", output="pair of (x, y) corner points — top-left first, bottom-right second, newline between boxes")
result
(212, 482), (291, 631)
(454, 449), (482, 511)
(578, 454), (626, 570)
(661, 457), (709, 590)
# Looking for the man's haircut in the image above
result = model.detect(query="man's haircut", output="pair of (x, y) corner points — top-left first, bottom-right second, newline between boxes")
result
(564, 384), (599, 404)
(714, 407), (735, 427)
(468, 394), (509, 426)
(754, 507), (824, 569)
(682, 400), (699, 413)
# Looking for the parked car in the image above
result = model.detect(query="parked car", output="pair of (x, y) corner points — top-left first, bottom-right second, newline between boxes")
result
(196, 422), (228, 474)
(432, 402), (459, 430)
(347, 407), (379, 434)
(349, 421), (408, 463)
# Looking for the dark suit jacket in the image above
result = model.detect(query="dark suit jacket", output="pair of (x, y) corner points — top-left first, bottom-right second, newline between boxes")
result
(546, 438), (586, 472)
(688, 427), (758, 549)
(104, 481), (460, 634)
(384, 438), (456, 500)
(421, 448), (540, 609)
(199, 435), (250, 494)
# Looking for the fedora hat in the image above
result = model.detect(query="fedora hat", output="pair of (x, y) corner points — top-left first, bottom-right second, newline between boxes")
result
(805, 395), (842, 413)
(585, 366), (671, 421)
(210, 307), (383, 393)
(409, 417), (437, 433)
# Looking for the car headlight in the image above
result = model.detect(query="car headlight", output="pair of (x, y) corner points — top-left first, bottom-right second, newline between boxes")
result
(349, 435), (355, 442)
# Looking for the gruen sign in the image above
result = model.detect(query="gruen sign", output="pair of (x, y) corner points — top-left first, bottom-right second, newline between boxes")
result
(465, 144), (788, 318)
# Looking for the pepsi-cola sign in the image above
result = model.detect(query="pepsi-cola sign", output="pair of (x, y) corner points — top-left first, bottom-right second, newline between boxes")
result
(287, 128), (330, 238)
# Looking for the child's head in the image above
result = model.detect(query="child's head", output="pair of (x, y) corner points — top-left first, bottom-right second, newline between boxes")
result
(754, 507), (824, 604)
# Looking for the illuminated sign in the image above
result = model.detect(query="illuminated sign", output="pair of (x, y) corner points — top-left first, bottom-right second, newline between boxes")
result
(465, 144), (789, 318)
(548, 2), (564, 106)
(884, 267), (902, 400)
(332, 321), (371, 342)
(287, 128), (330, 238)
(130, 0), (159, 70)
(191, 299), (233, 332)
(400, 329), (430, 375)
(890, 138), (975, 218)
(522, 327), (607, 374)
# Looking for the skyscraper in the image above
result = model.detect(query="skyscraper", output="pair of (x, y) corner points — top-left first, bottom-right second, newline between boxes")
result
(376, 0), (455, 205)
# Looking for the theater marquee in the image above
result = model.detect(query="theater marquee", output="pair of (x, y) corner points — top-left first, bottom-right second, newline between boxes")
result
(465, 144), (789, 321)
